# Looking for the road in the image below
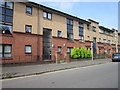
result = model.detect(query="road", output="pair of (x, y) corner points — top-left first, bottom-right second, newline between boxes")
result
(2, 62), (118, 88)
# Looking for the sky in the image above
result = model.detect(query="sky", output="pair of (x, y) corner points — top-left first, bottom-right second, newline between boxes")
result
(30, 0), (118, 30)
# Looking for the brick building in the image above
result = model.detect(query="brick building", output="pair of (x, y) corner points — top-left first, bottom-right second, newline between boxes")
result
(0, 2), (119, 64)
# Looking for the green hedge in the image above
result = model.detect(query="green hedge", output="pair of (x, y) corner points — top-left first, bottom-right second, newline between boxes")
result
(70, 47), (92, 59)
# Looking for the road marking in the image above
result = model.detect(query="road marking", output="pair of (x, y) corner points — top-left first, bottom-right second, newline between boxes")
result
(1, 62), (118, 81)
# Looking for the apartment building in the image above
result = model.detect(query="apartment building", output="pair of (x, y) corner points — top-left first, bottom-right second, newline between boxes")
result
(0, 2), (119, 64)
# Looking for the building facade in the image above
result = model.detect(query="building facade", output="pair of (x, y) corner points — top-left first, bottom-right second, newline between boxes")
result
(0, 2), (119, 64)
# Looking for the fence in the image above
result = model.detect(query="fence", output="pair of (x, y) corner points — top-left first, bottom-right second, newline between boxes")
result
(1, 55), (40, 65)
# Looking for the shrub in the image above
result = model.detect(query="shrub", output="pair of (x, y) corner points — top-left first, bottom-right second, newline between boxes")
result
(87, 48), (92, 58)
(70, 47), (80, 59)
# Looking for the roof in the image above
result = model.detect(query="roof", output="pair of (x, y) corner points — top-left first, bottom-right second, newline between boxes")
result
(99, 26), (114, 32)
(88, 19), (99, 24)
(23, 1), (91, 24)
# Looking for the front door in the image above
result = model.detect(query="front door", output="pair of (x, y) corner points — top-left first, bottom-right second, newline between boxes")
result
(43, 28), (52, 60)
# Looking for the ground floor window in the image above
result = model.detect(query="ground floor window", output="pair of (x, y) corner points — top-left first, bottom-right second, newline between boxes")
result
(57, 46), (62, 53)
(25, 45), (32, 54)
(0, 44), (12, 57)
(67, 47), (73, 53)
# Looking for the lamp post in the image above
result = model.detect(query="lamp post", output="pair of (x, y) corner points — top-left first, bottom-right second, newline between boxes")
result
(91, 42), (93, 61)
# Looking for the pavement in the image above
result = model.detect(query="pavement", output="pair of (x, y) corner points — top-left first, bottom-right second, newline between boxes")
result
(1, 58), (112, 79)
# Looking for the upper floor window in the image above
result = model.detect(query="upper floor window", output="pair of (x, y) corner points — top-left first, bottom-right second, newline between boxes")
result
(67, 19), (73, 41)
(78, 22), (83, 27)
(26, 25), (32, 33)
(0, 44), (12, 57)
(26, 6), (32, 15)
(103, 39), (106, 44)
(0, 2), (13, 9)
(92, 26), (96, 32)
(108, 40), (110, 44)
(79, 36), (84, 42)
(87, 24), (90, 30)
(43, 11), (52, 20)
(57, 31), (62, 37)
(0, 24), (12, 34)
(67, 19), (73, 25)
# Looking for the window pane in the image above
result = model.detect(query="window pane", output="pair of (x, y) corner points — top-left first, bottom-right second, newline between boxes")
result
(4, 45), (11, 53)
(26, 25), (32, 33)
(6, 2), (13, 9)
(4, 53), (11, 57)
(0, 8), (5, 14)
(25, 46), (31, 53)
(5, 16), (13, 22)
(0, 54), (2, 57)
(0, 2), (5, 7)
(43, 12), (47, 18)
(0, 45), (2, 53)
(0, 14), (4, 21)
(48, 13), (51, 19)
(0, 24), (12, 34)
(58, 31), (62, 37)
(6, 9), (13, 16)
(26, 6), (32, 15)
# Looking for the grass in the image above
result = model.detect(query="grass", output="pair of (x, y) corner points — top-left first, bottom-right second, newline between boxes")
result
(0, 72), (17, 78)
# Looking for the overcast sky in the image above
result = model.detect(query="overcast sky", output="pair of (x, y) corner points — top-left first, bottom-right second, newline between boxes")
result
(30, 0), (118, 30)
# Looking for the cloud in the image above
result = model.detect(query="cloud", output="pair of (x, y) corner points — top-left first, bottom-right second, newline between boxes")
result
(40, 2), (74, 12)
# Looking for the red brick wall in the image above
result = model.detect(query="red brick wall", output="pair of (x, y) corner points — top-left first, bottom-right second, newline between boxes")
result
(1, 33), (117, 64)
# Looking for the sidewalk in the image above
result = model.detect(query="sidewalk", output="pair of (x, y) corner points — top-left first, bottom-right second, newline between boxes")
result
(1, 58), (112, 79)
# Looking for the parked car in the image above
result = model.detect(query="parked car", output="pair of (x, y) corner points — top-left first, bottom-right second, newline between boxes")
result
(112, 53), (120, 62)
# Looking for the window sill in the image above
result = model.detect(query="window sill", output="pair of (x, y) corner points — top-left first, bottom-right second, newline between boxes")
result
(43, 17), (52, 21)
(26, 13), (32, 16)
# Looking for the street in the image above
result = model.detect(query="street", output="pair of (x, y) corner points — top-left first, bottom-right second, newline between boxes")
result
(2, 62), (118, 88)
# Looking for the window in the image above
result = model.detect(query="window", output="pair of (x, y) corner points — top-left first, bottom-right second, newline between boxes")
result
(0, 2), (13, 34)
(87, 24), (90, 30)
(43, 11), (52, 20)
(57, 31), (62, 37)
(0, 24), (12, 34)
(78, 22), (84, 42)
(26, 6), (32, 15)
(57, 47), (62, 53)
(0, 44), (12, 57)
(6, 2), (13, 9)
(67, 19), (73, 41)
(99, 38), (101, 42)
(92, 26), (96, 32)
(26, 25), (32, 33)
(67, 47), (73, 53)
(79, 36), (84, 42)
(103, 39), (106, 44)
(25, 45), (32, 54)
(108, 40), (110, 44)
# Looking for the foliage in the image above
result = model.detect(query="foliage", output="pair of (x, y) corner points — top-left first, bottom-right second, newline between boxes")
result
(70, 47), (92, 59)
(70, 47), (81, 59)
(59, 60), (65, 63)
(0, 72), (17, 78)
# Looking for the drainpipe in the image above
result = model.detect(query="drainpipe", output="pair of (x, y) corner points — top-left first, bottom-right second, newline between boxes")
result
(37, 5), (40, 62)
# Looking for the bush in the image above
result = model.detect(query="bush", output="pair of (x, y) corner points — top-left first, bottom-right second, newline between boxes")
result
(70, 47), (92, 59)
(70, 47), (81, 59)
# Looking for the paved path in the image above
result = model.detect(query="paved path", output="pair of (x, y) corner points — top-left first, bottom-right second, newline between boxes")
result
(1, 59), (112, 79)
(2, 62), (118, 88)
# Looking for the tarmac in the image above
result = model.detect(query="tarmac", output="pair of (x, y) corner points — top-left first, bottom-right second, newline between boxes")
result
(1, 58), (112, 79)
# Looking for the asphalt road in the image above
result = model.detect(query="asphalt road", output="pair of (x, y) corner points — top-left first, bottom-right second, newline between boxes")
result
(2, 62), (118, 88)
